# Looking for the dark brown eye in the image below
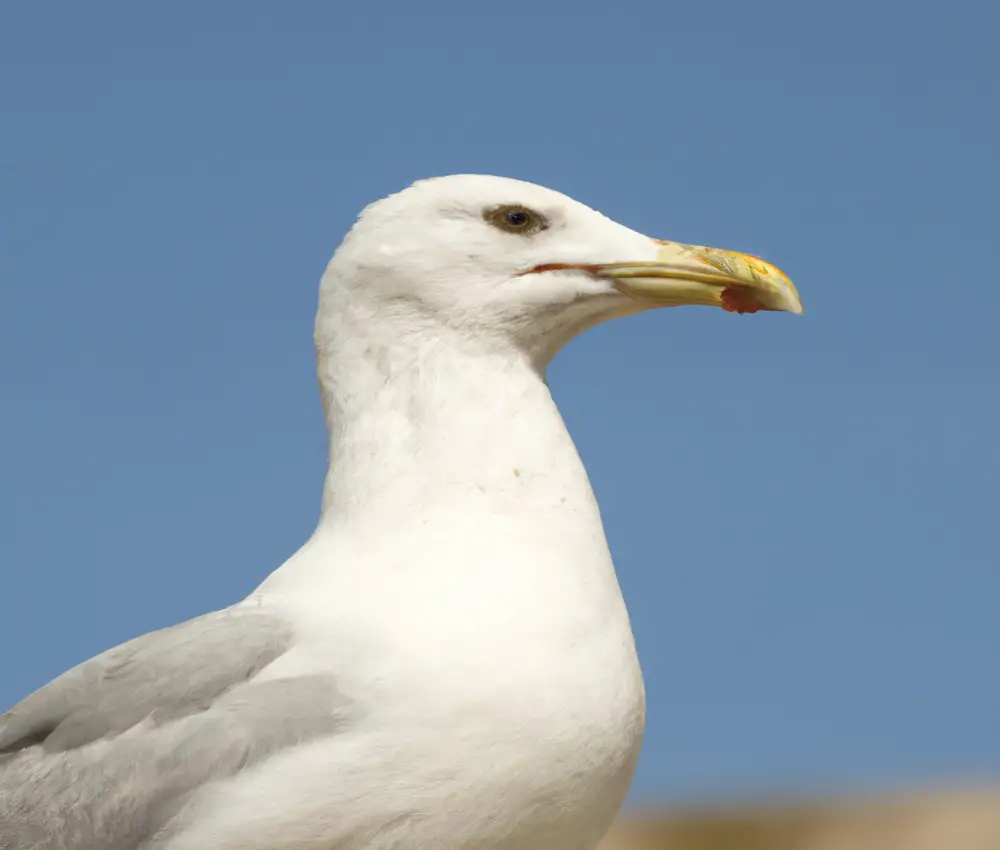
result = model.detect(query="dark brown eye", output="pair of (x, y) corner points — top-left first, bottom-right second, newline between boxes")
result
(484, 205), (547, 235)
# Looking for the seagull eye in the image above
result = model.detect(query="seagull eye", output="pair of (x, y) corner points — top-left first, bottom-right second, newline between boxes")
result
(484, 205), (547, 235)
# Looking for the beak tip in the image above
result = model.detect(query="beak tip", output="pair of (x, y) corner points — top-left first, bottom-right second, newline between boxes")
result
(767, 282), (804, 316)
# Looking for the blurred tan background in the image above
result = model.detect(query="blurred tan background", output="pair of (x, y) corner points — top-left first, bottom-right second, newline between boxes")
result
(600, 788), (1000, 850)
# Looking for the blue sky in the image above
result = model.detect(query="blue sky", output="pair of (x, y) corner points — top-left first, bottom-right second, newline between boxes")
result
(2, 2), (998, 807)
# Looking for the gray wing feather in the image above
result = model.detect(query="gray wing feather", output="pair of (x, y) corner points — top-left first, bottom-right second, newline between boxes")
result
(0, 606), (293, 754)
(0, 605), (349, 850)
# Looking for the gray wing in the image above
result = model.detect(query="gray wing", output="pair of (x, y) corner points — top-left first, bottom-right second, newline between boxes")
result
(0, 605), (347, 850)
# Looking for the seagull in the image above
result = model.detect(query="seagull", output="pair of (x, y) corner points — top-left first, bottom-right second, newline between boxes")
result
(0, 175), (802, 850)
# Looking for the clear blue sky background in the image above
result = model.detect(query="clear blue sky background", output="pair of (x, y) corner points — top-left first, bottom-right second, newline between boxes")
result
(2, 2), (998, 808)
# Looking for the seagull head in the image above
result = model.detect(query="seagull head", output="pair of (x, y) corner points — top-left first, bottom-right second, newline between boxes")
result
(319, 175), (802, 365)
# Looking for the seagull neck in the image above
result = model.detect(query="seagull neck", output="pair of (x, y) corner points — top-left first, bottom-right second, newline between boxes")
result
(314, 323), (595, 528)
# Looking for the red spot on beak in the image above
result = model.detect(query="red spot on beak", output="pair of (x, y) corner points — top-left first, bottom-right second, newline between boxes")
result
(721, 288), (763, 314)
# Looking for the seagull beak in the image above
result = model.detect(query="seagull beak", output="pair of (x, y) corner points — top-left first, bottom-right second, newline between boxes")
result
(596, 239), (803, 315)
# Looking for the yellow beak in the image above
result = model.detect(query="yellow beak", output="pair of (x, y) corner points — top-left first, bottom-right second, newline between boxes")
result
(598, 239), (803, 315)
